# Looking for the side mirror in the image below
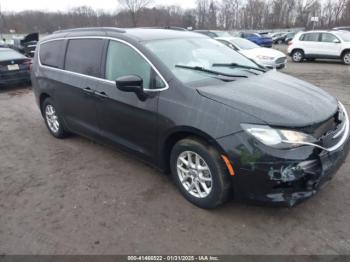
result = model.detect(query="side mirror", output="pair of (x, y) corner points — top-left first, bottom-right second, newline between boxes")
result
(116, 75), (143, 93)
(333, 39), (341, 44)
(116, 75), (147, 101)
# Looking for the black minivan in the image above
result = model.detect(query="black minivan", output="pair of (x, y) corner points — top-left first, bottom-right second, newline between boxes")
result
(32, 28), (350, 208)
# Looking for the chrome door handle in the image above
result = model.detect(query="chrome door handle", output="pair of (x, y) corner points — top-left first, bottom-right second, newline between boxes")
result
(83, 87), (94, 94)
(95, 91), (108, 98)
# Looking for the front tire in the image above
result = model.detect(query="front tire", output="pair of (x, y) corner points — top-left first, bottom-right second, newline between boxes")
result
(42, 98), (68, 138)
(170, 138), (232, 209)
(343, 51), (350, 65)
(292, 50), (304, 63)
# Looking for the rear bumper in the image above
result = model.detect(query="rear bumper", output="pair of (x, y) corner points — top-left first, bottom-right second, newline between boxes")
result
(0, 70), (31, 85)
(217, 129), (350, 207)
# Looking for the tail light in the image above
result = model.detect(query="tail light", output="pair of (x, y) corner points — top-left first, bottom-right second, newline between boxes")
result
(23, 59), (33, 70)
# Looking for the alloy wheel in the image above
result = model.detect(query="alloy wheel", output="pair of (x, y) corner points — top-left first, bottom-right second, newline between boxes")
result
(45, 105), (60, 134)
(344, 53), (350, 65)
(293, 51), (303, 62)
(176, 151), (213, 199)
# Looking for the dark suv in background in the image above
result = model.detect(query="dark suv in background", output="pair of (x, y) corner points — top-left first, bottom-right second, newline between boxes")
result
(32, 28), (349, 208)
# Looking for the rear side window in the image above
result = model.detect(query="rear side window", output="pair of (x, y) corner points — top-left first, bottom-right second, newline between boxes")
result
(105, 41), (156, 89)
(300, 33), (320, 42)
(65, 39), (104, 77)
(39, 40), (65, 69)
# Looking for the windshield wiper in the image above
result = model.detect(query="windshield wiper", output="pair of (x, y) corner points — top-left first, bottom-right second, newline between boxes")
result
(175, 65), (248, 78)
(212, 63), (267, 73)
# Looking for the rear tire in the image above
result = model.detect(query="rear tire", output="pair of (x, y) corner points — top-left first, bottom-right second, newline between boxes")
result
(343, 51), (350, 65)
(170, 138), (232, 209)
(292, 50), (304, 63)
(42, 98), (68, 139)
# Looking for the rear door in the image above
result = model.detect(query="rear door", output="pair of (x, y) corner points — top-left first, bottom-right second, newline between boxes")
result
(299, 33), (320, 55)
(319, 33), (342, 57)
(95, 39), (166, 160)
(54, 38), (105, 138)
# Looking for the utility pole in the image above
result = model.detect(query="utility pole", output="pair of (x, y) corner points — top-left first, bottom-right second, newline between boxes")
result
(0, 1), (3, 39)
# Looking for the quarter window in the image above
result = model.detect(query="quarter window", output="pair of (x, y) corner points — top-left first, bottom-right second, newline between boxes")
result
(39, 40), (65, 69)
(106, 41), (163, 90)
(64, 39), (104, 77)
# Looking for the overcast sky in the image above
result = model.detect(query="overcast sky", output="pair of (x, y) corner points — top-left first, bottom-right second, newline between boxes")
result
(1, 0), (197, 12)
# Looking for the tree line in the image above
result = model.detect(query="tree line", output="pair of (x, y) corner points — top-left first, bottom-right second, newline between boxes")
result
(0, 0), (349, 34)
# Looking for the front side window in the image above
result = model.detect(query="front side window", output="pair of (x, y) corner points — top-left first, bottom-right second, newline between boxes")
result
(106, 41), (163, 90)
(40, 40), (65, 68)
(337, 32), (350, 42)
(321, 33), (339, 43)
(65, 39), (104, 77)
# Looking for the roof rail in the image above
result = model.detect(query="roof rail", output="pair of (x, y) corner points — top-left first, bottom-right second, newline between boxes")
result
(138, 26), (188, 31)
(53, 27), (126, 34)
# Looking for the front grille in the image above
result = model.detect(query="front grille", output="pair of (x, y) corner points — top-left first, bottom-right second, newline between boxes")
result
(299, 111), (339, 139)
(275, 57), (287, 64)
(297, 104), (349, 151)
(320, 106), (347, 149)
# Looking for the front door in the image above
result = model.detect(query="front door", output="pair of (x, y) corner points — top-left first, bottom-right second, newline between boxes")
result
(319, 33), (342, 57)
(95, 40), (167, 160)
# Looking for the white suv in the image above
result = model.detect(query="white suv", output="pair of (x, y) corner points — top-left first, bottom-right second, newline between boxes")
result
(288, 30), (350, 64)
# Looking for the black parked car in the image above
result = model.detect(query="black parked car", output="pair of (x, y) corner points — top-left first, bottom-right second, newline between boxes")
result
(32, 28), (350, 208)
(13, 32), (39, 58)
(0, 48), (32, 86)
(283, 32), (297, 44)
(271, 32), (287, 44)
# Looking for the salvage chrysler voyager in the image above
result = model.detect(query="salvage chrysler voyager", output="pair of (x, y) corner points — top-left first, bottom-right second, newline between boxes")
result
(31, 28), (350, 208)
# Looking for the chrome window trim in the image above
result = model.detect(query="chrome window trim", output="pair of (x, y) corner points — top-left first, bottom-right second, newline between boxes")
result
(37, 36), (169, 92)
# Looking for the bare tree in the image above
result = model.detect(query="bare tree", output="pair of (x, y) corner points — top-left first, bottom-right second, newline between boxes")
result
(118, 0), (153, 27)
(1, 0), (350, 33)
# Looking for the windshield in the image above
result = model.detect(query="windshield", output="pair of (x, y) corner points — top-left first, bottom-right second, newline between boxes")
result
(0, 49), (25, 60)
(214, 31), (232, 37)
(337, 32), (350, 42)
(229, 38), (259, 50)
(145, 38), (259, 84)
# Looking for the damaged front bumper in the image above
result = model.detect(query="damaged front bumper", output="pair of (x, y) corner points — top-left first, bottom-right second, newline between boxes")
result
(217, 131), (350, 207)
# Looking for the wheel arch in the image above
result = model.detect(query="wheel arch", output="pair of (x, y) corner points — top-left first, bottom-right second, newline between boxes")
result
(291, 48), (304, 55)
(39, 93), (51, 115)
(341, 49), (350, 58)
(159, 126), (226, 174)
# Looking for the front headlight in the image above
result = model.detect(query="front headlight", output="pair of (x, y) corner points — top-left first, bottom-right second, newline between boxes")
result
(256, 55), (275, 61)
(241, 124), (316, 149)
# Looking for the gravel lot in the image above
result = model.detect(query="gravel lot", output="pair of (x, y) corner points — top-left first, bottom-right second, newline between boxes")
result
(1, 56), (350, 255)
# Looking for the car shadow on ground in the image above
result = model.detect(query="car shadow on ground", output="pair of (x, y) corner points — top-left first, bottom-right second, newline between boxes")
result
(0, 84), (32, 95)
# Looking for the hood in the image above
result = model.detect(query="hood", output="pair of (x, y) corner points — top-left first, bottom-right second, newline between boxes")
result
(197, 71), (338, 127)
(239, 47), (286, 58)
(240, 48), (286, 59)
